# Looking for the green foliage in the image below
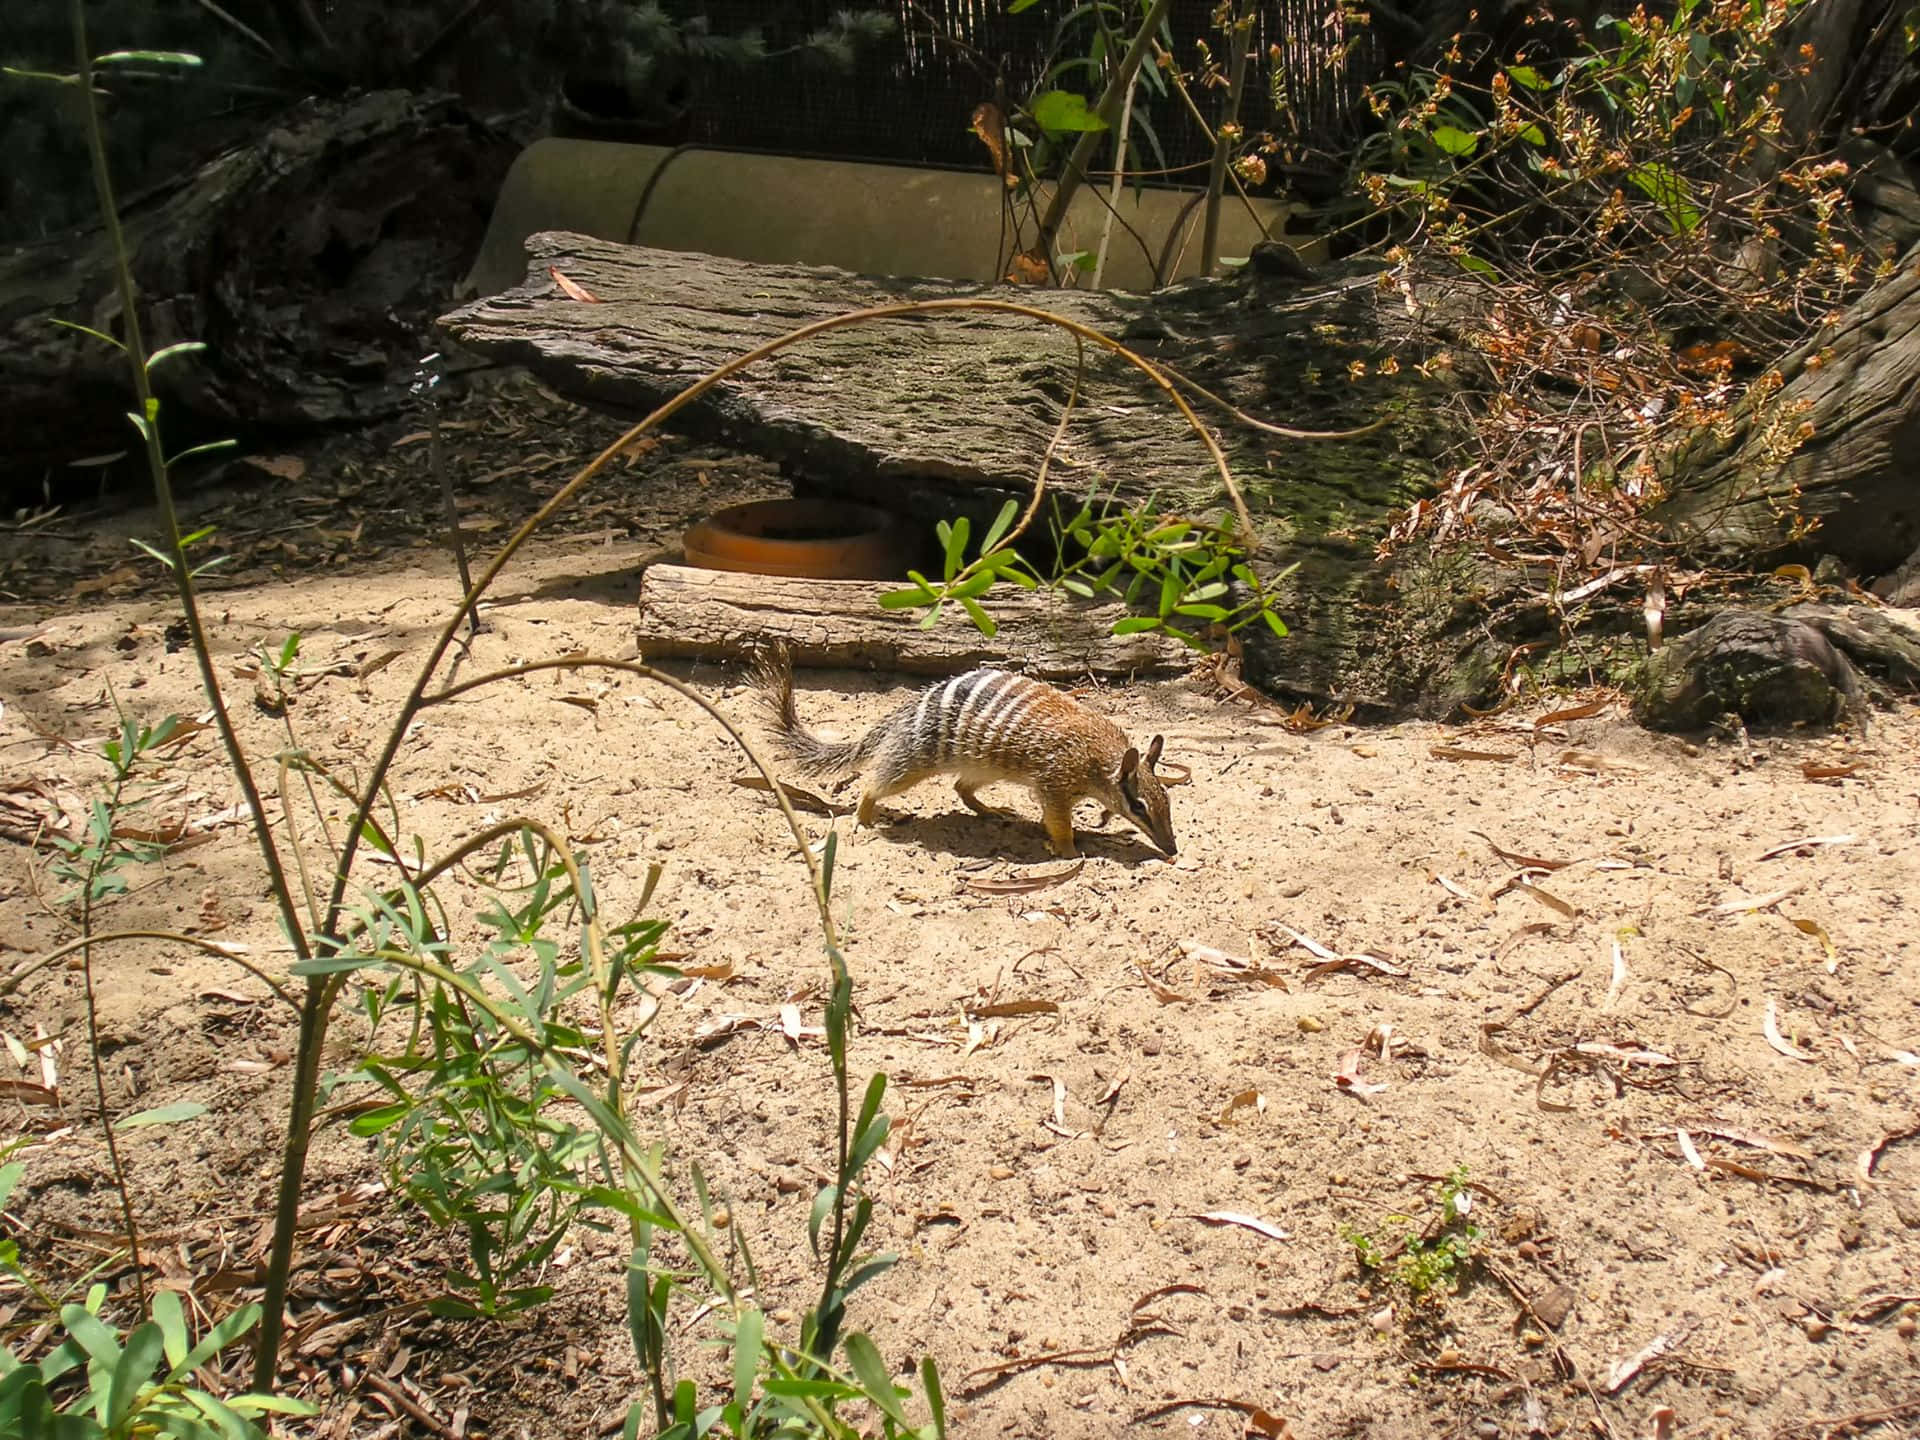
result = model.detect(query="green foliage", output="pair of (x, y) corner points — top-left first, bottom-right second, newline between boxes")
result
(1342, 1166), (1485, 1301)
(46, 711), (181, 910)
(327, 835), (667, 1320)
(0, 1161), (311, 1440)
(609, 837), (943, 1440)
(883, 492), (1292, 652)
(1353, 0), (1862, 575)
(1347, 0), (1859, 321)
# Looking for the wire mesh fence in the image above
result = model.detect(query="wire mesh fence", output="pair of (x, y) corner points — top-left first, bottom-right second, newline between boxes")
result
(664, 0), (1384, 189)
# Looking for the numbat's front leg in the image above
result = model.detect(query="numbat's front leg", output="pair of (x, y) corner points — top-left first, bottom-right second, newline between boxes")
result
(1039, 795), (1080, 859)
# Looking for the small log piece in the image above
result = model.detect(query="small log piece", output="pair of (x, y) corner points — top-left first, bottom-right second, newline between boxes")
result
(635, 562), (1190, 678)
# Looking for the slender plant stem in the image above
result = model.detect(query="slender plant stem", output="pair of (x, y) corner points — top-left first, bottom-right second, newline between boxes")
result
(1035, 0), (1174, 260)
(77, 770), (144, 1305)
(1, 929), (302, 1010)
(69, 6), (308, 976)
(1200, 3), (1255, 276)
(1092, 65), (1140, 289)
(69, 2), (316, 1381)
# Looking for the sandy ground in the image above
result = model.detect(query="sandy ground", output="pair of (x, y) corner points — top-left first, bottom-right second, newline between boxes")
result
(3, 467), (1919, 1440)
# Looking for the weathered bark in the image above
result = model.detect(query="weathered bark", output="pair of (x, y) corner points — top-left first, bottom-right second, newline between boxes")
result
(436, 233), (1916, 719)
(438, 233), (1471, 709)
(1786, 603), (1920, 692)
(635, 562), (1191, 677)
(1657, 240), (1920, 578)
(0, 90), (515, 502)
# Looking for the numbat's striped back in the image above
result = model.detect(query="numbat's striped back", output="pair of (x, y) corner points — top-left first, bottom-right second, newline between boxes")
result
(906, 670), (1065, 766)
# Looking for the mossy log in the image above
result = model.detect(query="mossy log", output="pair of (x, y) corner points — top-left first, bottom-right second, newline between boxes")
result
(0, 91), (514, 503)
(438, 233), (1489, 710)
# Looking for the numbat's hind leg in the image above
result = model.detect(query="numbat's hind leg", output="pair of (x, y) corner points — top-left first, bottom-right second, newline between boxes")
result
(956, 779), (1017, 820)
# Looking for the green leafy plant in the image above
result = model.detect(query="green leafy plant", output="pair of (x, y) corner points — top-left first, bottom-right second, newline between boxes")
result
(1342, 1166), (1485, 1300)
(882, 491), (1293, 651)
(1349, 0), (1868, 617)
(0, 1163), (311, 1439)
(337, 836), (659, 1319)
(614, 836), (946, 1440)
(46, 711), (180, 913)
(975, 0), (1283, 285)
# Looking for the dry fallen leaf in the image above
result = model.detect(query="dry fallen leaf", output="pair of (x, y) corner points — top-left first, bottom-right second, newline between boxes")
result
(1801, 761), (1859, 782)
(1532, 698), (1609, 730)
(1572, 1041), (1676, 1067)
(1762, 998), (1816, 1062)
(1471, 831), (1573, 870)
(1605, 1330), (1679, 1393)
(1431, 745), (1517, 763)
(1688, 1124), (1812, 1162)
(1334, 1048), (1386, 1095)
(1786, 915), (1838, 973)
(548, 266), (602, 303)
(1134, 963), (1191, 1005)
(1676, 1129), (1705, 1170)
(1506, 879), (1579, 919)
(967, 998), (1060, 1019)
(1556, 749), (1644, 773)
(1192, 1211), (1291, 1242)
(1264, 921), (1340, 960)
(1755, 833), (1856, 862)
(1218, 1089), (1268, 1125)
(1701, 884), (1803, 916)
(354, 649), (403, 680)
(732, 774), (848, 817)
(1304, 952), (1408, 983)
(963, 860), (1084, 895)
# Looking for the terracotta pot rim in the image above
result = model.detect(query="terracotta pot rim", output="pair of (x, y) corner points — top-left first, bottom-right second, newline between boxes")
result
(683, 497), (909, 581)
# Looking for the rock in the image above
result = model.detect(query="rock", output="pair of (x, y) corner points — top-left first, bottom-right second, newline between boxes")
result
(1630, 611), (1865, 731)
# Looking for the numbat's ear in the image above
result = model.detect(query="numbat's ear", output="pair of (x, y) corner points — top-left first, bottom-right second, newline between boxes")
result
(1119, 747), (1141, 785)
(1145, 735), (1164, 770)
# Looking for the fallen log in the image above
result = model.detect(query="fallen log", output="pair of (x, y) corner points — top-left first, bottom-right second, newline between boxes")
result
(1, 91), (515, 504)
(440, 232), (1473, 710)
(438, 232), (1917, 722)
(635, 562), (1191, 678)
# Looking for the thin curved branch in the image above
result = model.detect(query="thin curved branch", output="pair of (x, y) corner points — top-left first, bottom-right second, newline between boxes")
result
(421, 658), (832, 945)
(1, 929), (300, 1011)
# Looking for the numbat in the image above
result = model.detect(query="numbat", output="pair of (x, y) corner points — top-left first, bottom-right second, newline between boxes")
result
(754, 652), (1177, 859)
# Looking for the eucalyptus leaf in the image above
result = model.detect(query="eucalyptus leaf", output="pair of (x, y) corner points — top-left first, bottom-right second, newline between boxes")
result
(115, 1101), (208, 1129)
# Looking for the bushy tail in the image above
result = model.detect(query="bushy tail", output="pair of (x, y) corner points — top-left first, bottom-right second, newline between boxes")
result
(752, 647), (884, 780)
